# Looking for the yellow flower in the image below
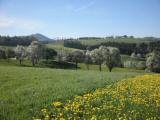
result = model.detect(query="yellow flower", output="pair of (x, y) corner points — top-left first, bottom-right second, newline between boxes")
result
(41, 108), (48, 114)
(91, 115), (97, 120)
(34, 74), (160, 119)
(34, 118), (41, 120)
(53, 101), (63, 108)
(60, 117), (65, 120)
(60, 113), (63, 117)
(44, 114), (49, 120)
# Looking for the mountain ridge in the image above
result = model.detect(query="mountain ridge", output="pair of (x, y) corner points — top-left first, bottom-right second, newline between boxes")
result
(31, 33), (53, 42)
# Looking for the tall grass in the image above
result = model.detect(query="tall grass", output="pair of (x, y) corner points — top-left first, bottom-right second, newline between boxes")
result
(0, 65), (143, 120)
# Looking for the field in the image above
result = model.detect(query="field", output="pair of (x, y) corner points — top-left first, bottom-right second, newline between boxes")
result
(36, 74), (160, 120)
(0, 38), (158, 120)
(1, 0), (160, 119)
(46, 43), (81, 53)
(79, 38), (151, 46)
(0, 64), (143, 120)
(47, 37), (152, 47)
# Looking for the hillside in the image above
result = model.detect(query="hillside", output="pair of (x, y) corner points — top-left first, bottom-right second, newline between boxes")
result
(31, 33), (52, 42)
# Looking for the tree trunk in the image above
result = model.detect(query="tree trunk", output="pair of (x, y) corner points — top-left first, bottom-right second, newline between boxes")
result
(19, 59), (22, 65)
(32, 58), (35, 66)
(76, 62), (78, 70)
(109, 67), (112, 72)
(86, 64), (89, 70)
(99, 64), (102, 72)
(108, 64), (113, 72)
(35, 58), (38, 64)
(32, 61), (35, 66)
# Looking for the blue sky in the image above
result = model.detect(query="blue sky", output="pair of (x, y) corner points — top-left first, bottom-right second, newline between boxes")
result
(0, 0), (160, 38)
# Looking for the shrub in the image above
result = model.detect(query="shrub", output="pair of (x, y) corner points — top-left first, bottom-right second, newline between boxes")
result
(146, 50), (160, 73)
(39, 60), (77, 69)
(124, 60), (146, 69)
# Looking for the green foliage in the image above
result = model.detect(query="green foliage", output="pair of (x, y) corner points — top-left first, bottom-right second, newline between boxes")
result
(43, 48), (57, 60)
(14, 45), (26, 64)
(0, 47), (6, 59)
(27, 41), (43, 66)
(5, 48), (15, 62)
(79, 37), (154, 45)
(63, 40), (86, 50)
(0, 35), (37, 46)
(148, 41), (160, 52)
(89, 46), (121, 72)
(100, 46), (122, 72)
(135, 42), (148, 55)
(59, 37), (160, 56)
(39, 60), (76, 69)
(90, 48), (104, 71)
(146, 50), (160, 73)
(66, 51), (84, 69)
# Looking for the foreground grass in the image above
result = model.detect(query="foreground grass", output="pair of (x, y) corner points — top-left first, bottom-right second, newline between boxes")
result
(36, 74), (160, 120)
(0, 65), (143, 120)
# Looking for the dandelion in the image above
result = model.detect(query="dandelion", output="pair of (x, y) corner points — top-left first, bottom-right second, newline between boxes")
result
(34, 74), (160, 119)
(34, 118), (41, 120)
(53, 101), (63, 108)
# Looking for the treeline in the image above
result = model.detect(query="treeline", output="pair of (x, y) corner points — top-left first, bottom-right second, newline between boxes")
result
(79, 37), (102, 40)
(1, 41), (160, 72)
(0, 41), (57, 65)
(64, 40), (160, 55)
(0, 35), (37, 46)
(90, 42), (136, 55)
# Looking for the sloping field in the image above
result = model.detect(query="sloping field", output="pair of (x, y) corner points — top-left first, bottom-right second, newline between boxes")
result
(35, 74), (160, 120)
(0, 66), (142, 120)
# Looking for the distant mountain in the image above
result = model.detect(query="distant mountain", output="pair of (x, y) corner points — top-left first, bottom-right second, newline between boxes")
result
(31, 33), (52, 42)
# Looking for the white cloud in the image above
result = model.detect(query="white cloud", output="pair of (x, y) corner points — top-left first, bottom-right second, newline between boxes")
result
(0, 15), (45, 31)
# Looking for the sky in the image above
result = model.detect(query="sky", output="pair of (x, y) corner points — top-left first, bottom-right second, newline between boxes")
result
(0, 0), (160, 38)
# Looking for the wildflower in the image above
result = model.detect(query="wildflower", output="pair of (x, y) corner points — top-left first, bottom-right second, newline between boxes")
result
(34, 118), (41, 120)
(53, 101), (63, 108)
(41, 108), (48, 114)
(34, 74), (160, 119)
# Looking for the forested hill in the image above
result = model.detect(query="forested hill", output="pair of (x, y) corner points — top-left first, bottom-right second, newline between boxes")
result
(63, 37), (160, 55)
(31, 33), (52, 42)
(0, 35), (37, 46)
(0, 34), (160, 50)
(0, 34), (52, 46)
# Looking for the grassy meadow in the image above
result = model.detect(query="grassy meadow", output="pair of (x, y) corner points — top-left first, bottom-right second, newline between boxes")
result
(0, 38), (158, 120)
(78, 37), (152, 46)
(39, 74), (160, 120)
(0, 0), (160, 119)
(0, 61), (143, 120)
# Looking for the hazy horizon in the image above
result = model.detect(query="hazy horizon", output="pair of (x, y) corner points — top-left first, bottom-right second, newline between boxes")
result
(0, 0), (160, 38)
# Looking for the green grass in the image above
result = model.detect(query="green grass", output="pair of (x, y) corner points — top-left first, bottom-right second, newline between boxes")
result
(46, 43), (82, 53)
(79, 38), (152, 46)
(40, 74), (159, 119)
(78, 63), (144, 73)
(0, 64), (144, 120)
(0, 59), (32, 67)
